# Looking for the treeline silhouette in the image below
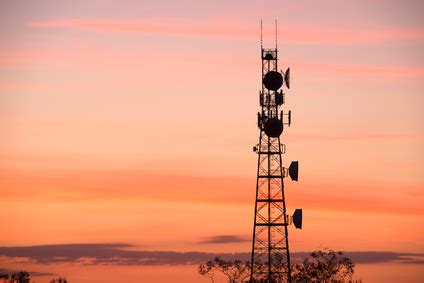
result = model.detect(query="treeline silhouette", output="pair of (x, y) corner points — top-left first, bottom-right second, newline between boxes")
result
(0, 272), (67, 283)
(0, 248), (362, 282)
(198, 248), (363, 283)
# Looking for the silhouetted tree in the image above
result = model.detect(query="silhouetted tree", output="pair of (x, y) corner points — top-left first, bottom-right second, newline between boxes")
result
(198, 259), (216, 283)
(198, 248), (356, 283)
(0, 273), (10, 280)
(292, 248), (355, 282)
(50, 277), (68, 283)
(198, 256), (250, 283)
(9, 271), (30, 283)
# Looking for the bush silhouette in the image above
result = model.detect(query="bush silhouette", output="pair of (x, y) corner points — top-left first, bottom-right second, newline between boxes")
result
(198, 248), (357, 283)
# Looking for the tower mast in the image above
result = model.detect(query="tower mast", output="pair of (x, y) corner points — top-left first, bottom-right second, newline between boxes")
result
(250, 22), (302, 283)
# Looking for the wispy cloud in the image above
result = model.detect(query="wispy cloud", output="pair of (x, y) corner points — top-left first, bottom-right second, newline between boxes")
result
(293, 63), (424, 77)
(0, 243), (423, 265)
(27, 18), (424, 44)
(198, 235), (250, 244)
(1, 167), (423, 215)
(290, 132), (424, 141)
(27, 18), (252, 39)
(0, 243), (248, 265)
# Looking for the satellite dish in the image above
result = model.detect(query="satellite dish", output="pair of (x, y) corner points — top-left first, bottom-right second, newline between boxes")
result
(263, 71), (283, 91)
(292, 209), (302, 229)
(288, 110), (291, 126)
(284, 68), (290, 89)
(264, 118), (283, 137)
(288, 161), (298, 181)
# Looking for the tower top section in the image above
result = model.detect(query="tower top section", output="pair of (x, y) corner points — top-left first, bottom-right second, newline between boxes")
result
(260, 19), (278, 50)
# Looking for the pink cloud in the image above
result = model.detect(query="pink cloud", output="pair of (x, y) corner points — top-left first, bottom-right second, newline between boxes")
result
(1, 46), (422, 81)
(292, 62), (424, 77)
(1, 167), (422, 216)
(290, 132), (424, 141)
(27, 18), (253, 39)
(27, 18), (424, 44)
(0, 46), (253, 73)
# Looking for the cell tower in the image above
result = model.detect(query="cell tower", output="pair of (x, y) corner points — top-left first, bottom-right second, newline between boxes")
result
(250, 21), (302, 283)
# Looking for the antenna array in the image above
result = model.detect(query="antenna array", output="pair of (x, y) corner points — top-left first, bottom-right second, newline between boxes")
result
(250, 21), (302, 283)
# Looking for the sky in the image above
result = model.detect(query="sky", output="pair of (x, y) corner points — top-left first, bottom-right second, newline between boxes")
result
(0, 0), (423, 282)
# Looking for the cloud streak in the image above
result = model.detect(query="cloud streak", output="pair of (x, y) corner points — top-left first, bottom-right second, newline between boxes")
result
(290, 132), (424, 141)
(1, 46), (422, 82)
(0, 243), (423, 265)
(199, 235), (250, 244)
(27, 18), (424, 44)
(0, 243), (248, 265)
(293, 63), (424, 78)
(1, 167), (423, 216)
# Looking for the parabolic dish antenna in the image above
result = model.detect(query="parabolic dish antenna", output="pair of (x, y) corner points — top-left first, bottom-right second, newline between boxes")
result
(264, 118), (283, 137)
(284, 68), (290, 89)
(263, 71), (283, 91)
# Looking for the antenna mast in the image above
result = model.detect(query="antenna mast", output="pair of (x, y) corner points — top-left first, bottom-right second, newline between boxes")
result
(249, 21), (302, 283)
(261, 19), (263, 49)
(275, 19), (277, 50)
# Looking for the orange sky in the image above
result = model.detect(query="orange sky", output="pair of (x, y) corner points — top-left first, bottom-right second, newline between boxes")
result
(1, 0), (423, 274)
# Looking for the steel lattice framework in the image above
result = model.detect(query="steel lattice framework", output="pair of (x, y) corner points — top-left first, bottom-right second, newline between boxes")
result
(250, 39), (300, 282)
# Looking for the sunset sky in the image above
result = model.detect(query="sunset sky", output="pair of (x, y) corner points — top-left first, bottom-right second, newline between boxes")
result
(1, 0), (423, 282)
